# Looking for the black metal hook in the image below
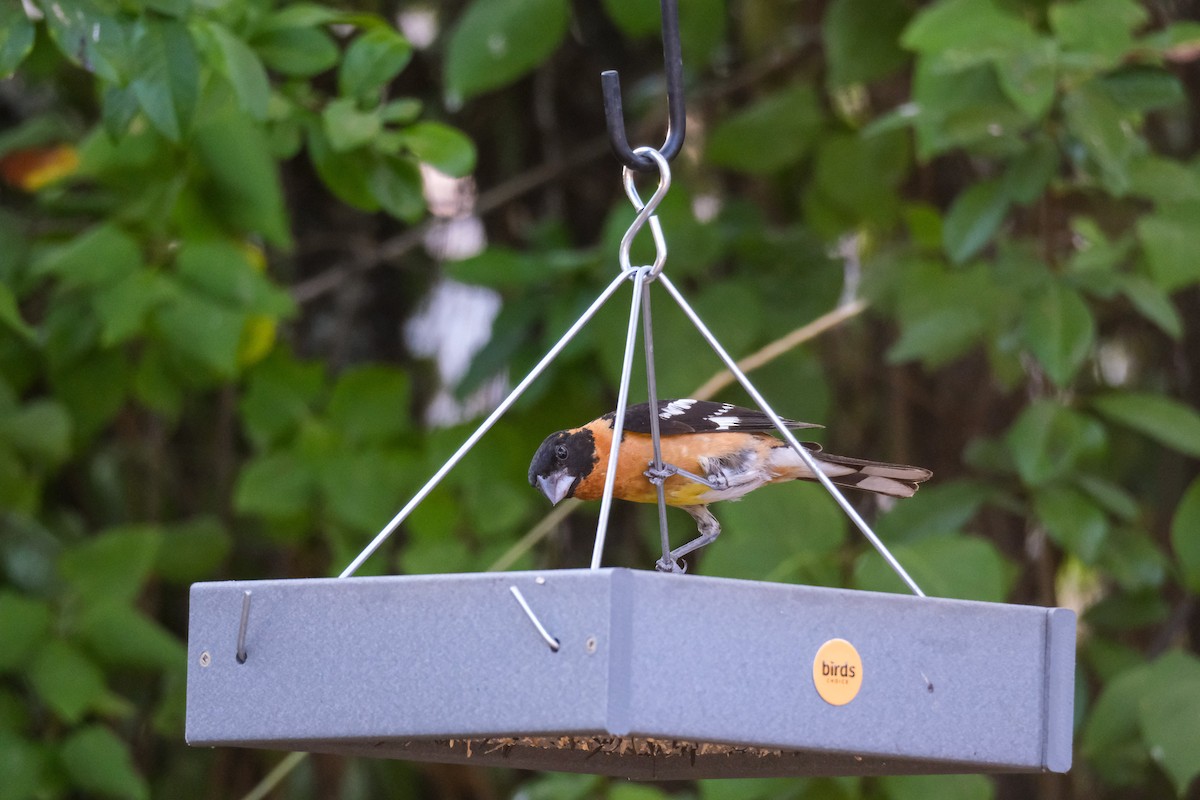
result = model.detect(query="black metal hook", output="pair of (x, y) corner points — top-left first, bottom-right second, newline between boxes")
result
(601, 0), (686, 172)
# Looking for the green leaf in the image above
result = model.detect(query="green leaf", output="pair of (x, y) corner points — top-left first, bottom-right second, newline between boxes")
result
(322, 97), (382, 152)
(1119, 275), (1182, 339)
(1050, 0), (1147, 71)
(340, 28), (413, 100)
(1002, 136), (1060, 204)
(1127, 156), (1200, 204)
(879, 774), (994, 800)
(823, 0), (911, 89)
(0, 400), (72, 466)
(1005, 400), (1107, 485)
(401, 122), (476, 177)
(327, 365), (410, 444)
(234, 451), (316, 519)
(49, 348), (127, 441)
(706, 484), (846, 583)
(706, 85), (824, 175)
(1100, 528), (1166, 591)
(93, 270), (172, 346)
(1141, 20), (1200, 60)
(27, 640), (107, 724)
(1034, 485), (1109, 562)
(994, 36), (1058, 120)
(252, 25), (339, 77)
(131, 18), (201, 142)
(887, 307), (986, 367)
(58, 526), (161, 605)
(1136, 202), (1200, 291)
(153, 288), (247, 377)
(1091, 392), (1200, 459)
(942, 178), (1010, 264)
(307, 124), (378, 210)
(1138, 651), (1200, 795)
(1171, 476), (1200, 594)
(903, 0), (1036, 62)
(809, 129), (909, 230)
(193, 111), (291, 246)
(1081, 662), (1153, 786)
(42, 0), (131, 84)
(1102, 68), (1186, 113)
(155, 517), (232, 583)
(260, 3), (343, 29)
(445, 0), (569, 100)
(1063, 80), (1138, 194)
(205, 22), (271, 121)
(174, 240), (292, 317)
(319, 449), (412, 532)
(0, 591), (52, 672)
(132, 344), (184, 419)
(34, 224), (141, 290)
(239, 350), (325, 449)
(873, 480), (991, 543)
(854, 533), (1013, 601)
(0, 3), (35, 78)
(59, 725), (149, 800)
(1074, 473), (1139, 521)
(75, 604), (186, 671)
(0, 280), (33, 343)
(600, 0), (659, 37)
(1022, 281), (1095, 386)
(368, 153), (425, 221)
(0, 730), (48, 800)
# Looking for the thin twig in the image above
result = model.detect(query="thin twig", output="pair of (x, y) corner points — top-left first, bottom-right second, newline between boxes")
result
(239, 751), (307, 800)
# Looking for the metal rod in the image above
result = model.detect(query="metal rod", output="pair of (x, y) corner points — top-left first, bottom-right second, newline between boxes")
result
(641, 280), (674, 569)
(601, 0), (686, 171)
(509, 586), (560, 652)
(659, 275), (926, 597)
(619, 148), (671, 275)
(236, 590), (252, 664)
(339, 268), (633, 579)
(591, 267), (649, 569)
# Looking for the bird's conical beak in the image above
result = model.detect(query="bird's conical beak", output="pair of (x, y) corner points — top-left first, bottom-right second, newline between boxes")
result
(536, 470), (575, 505)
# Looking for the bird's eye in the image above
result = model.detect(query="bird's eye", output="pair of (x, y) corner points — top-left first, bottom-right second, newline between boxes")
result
(554, 444), (568, 461)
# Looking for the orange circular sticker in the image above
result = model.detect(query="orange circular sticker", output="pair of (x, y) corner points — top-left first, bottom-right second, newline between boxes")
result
(812, 638), (863, 706)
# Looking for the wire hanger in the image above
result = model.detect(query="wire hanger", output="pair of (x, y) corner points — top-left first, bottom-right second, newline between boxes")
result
(601, 0), (686, 171)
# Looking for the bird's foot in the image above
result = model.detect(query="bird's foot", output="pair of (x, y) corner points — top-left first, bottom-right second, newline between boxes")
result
(644, 462), (727, 490)
(655, 555), (687, 574)
(644, 463), (678, 485)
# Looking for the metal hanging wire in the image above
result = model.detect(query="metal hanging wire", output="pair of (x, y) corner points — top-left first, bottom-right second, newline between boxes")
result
(601, 0), (686, 171)
(589, 147), (676, 572)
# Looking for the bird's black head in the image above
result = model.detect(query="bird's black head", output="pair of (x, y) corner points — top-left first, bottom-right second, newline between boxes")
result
(528, 428), (598, 505)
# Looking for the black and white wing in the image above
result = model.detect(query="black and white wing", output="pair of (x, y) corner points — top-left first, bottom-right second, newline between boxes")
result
(610, 399), (824, 436)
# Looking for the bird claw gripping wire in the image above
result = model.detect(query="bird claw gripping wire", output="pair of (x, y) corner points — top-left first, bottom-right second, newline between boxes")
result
(644, 462), (730, 492)
(656, 555), (687, 574)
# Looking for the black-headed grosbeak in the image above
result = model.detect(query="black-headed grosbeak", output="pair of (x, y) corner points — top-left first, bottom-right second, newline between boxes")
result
(529, 399), (932, 568)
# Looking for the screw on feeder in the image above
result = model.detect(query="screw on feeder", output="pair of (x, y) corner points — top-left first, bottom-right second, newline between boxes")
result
(601, 0), (686, 172)
(236, 590), (252, 664)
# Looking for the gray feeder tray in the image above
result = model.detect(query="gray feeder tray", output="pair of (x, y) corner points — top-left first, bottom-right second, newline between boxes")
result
(186, 568), (1075, 780)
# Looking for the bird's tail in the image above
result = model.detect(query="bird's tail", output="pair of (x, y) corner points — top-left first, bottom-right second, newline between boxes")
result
(770, 444), (932, 498)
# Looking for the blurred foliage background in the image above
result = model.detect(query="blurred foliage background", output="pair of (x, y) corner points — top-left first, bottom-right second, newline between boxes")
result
(1, 0), (1200, 798)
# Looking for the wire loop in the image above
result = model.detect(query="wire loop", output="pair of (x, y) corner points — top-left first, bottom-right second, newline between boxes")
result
(618, 147), (671, 279)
